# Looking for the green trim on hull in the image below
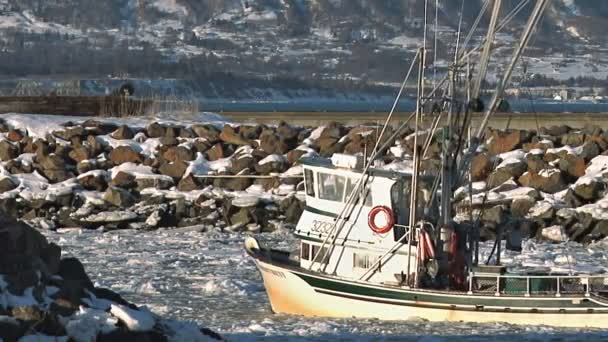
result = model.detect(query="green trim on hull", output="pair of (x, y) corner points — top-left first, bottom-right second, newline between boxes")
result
(293, 272), (605, 311)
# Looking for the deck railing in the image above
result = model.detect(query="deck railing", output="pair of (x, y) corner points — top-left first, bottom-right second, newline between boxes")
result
(468, 273), (608, 297)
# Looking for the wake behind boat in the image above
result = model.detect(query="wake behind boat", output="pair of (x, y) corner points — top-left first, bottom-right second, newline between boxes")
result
(246, 0), (608, 328)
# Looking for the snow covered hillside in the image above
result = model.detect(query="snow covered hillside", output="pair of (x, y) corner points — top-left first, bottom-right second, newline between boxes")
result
(0, 1), (606, 86)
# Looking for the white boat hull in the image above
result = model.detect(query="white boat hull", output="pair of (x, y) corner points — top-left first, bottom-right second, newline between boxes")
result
(254, 257), (608, 328)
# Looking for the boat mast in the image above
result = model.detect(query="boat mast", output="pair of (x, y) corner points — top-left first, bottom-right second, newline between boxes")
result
(475, 0), (550, 138)
(472, 0), (502, 102)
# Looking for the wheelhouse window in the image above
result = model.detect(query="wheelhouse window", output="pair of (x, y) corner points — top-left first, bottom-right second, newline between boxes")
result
(304, 169), (316, 197)
(345, 177), (373, 207)
(301, 242), (311, 260)
(311, 244), (329, 264)
(318, 173), (346, 202)
(353, 253), (379, 270)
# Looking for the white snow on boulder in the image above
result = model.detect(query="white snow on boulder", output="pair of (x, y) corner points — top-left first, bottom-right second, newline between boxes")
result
(541, 225), (568, 243)
(64, 307), (118, 342)
(231, 193), (260, 208)
(574, 155), (608, 186)
(110, 304), (155, 332)
(259, 154), (286, 165)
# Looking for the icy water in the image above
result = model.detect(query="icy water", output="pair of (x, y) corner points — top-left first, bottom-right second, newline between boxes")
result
(43, 228), (608, 341)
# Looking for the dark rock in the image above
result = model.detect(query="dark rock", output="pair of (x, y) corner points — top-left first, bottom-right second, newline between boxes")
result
(68, 146), (92, 163)
(230, 155), (255, 174)
(0, 140), (19, 161)
(540, 125), (570, 137)
(159, 161), (188, 179)
(277, 121), (299, 140)
(511, 197), (536, 218)
(163, 146), (194, 162)
(471, 153), (493, 181)
(192, 139), (212, 153)
(573, 180), (603, 201)
(179, 127), (196, 138)
(159, 136), (179, 147)
(136, 177), (174, 191)
(487, 130), (528, 155)
(177, 174), (202, 191)
(103, 186), (136, 207)
(111, 171), (137, 189)
(191, 124), (221, 142)
(87, 135), (105, 155)
(561, 132), (586, 147)
(97, 330), (168, 342)
(579, 141), (600, 161)
(82, 120), (118, 135)
(7, 129), (23, 142)
(557, 154), (586, 179)
(255, 155), (287, 175)
(239, 125), (263, 140)
(0, 176), (17, 192)
(219, 125), (254, 146)
(146, 122), (166, 138)
(78, 173), (108, 191)
(518, 169), (567, 194)
(111, 125), (136, 140)
(319, 122), (345, 139)
(286, 148), (308, 165)
(260, 130), (291, 154)
(53, 126), (85, 141)
(109, 146), (144, 165)
(11, 306), (43, 321)
(564, 187), (585, 207)
(525, 153), (549, 173)
(486, 168), (514, 189)
(206, 143), (226, 161)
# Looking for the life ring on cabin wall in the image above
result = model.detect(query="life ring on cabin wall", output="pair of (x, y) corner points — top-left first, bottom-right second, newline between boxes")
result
(368, 206), (395, 234)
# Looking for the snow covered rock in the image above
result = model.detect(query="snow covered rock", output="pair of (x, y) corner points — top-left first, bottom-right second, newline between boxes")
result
(0, 212), (221, 341)
(541, 225), (568, 243)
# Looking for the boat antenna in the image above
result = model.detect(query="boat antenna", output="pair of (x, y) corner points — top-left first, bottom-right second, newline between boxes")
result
(433, 0), (439, 89)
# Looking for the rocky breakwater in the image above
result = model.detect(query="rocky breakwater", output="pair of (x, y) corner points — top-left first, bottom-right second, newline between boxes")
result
(457, 124), (608, 244)
(0, 211), (221, 341)
(3, 114), (608, 246)
(0, 114), (393, 233)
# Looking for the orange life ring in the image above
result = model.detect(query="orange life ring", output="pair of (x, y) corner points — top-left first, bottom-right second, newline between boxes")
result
(368, 206), (395, 234)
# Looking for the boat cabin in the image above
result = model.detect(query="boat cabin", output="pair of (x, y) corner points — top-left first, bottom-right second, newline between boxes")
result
(295, 154), (435, 284)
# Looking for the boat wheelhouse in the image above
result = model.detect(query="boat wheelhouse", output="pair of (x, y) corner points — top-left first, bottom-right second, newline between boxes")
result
(295, 154), (434, 284)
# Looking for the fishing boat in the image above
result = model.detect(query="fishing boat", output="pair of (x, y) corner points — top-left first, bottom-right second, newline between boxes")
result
(246, 0), (608, 328)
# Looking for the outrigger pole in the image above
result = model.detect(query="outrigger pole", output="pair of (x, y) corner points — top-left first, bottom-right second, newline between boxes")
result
(472, 0), (502, 101)
(457, 0), (550, 184)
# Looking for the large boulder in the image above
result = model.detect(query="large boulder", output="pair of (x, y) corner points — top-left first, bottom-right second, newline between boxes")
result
(518, 169), (567, 194)
(191, 124), (221, 142)
(109, 146), (143, 165)
(219, 125), (254, 146)
(206, 143), (226, 161)
(163, 146), (195, 162)
(557, 154), (586, 179)
(0, 140), (19, 161)
(572, 180), (603, 201)
(486, 130), (528, 155)
(260, 129), (292, 155)
(103, 186), (136, 207)
(111, 125), (136, 140)
(159, 161), (188, 179)
(78, 172), (109, 191)
(0, 176), (18, 192)
(471, 153), (493, 181)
